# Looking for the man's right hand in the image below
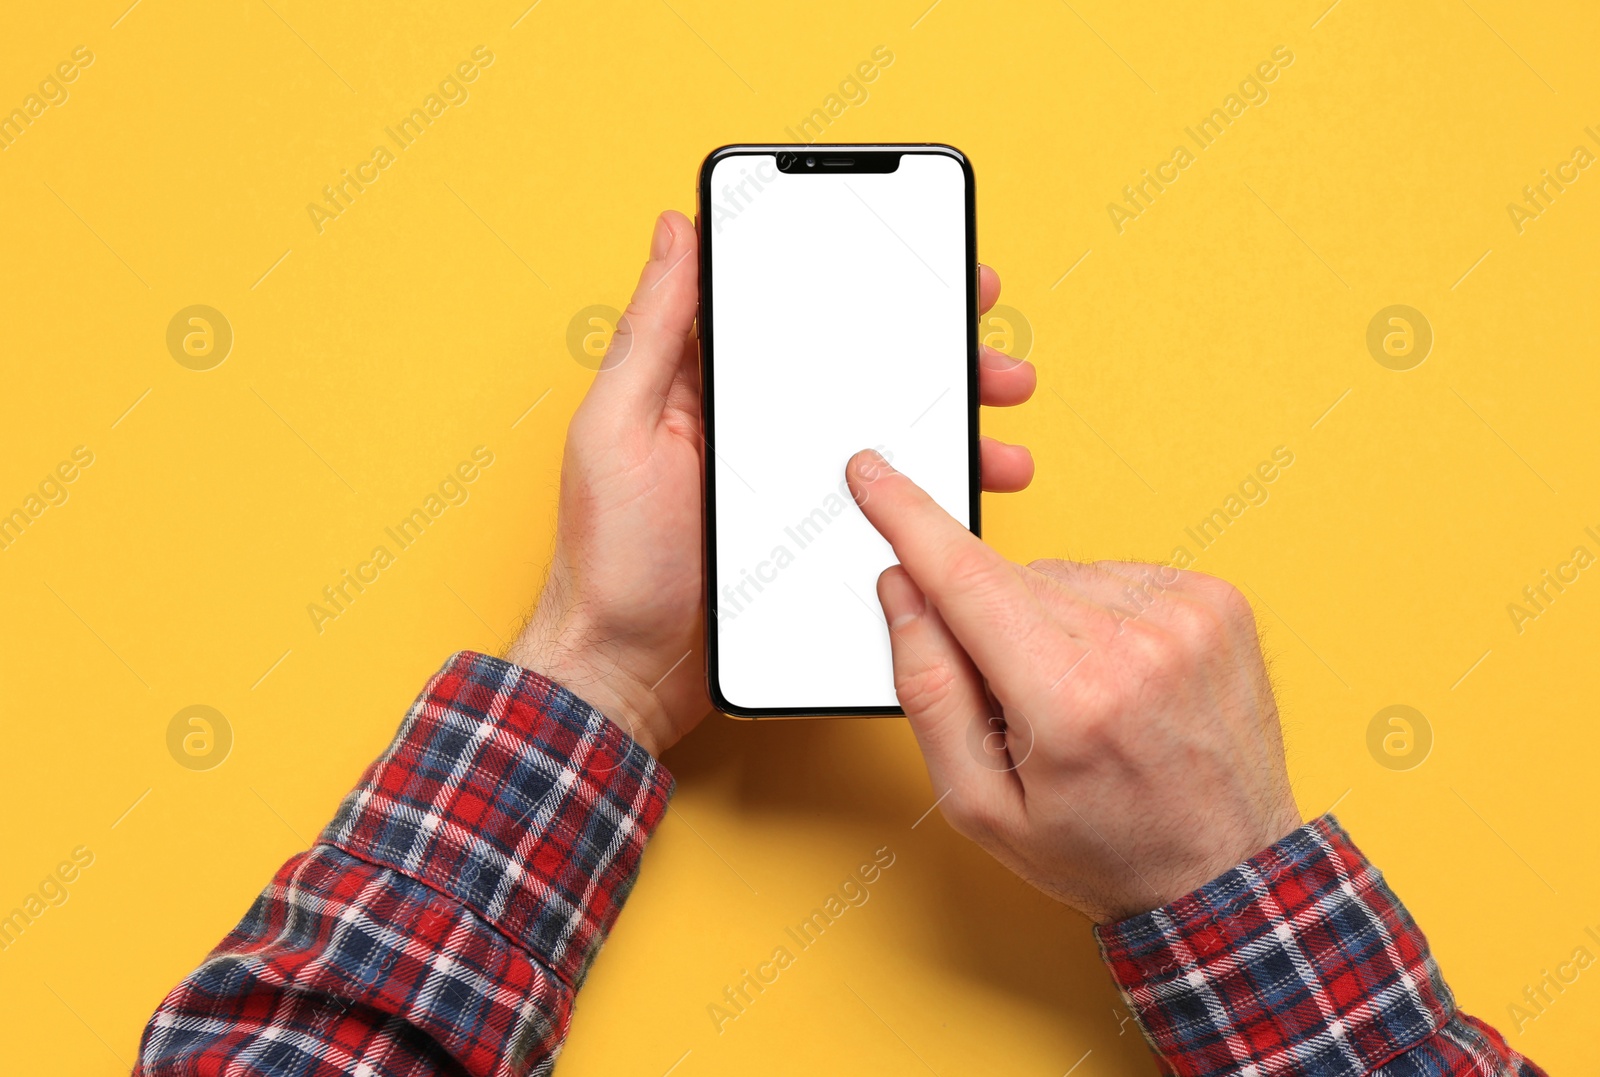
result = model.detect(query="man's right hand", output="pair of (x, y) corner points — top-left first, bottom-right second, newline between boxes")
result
(845, 449), (1302, 924)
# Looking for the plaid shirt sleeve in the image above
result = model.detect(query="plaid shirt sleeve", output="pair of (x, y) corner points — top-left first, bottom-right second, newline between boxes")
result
(1096, 814), (1546, 1077)
(135, 650), (674, 1077)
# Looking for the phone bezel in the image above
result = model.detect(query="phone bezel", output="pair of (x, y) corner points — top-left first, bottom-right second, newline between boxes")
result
(697, 143), (982, 719)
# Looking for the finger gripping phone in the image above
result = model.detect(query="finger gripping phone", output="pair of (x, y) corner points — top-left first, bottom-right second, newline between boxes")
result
(698, 144), (980, 718)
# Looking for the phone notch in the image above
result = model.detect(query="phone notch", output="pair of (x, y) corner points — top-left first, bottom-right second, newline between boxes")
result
(775, 150), (902, 174)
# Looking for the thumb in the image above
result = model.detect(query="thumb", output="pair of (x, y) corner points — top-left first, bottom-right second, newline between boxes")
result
(590, 211), (698, 411)
(876, 566), (1023, 826)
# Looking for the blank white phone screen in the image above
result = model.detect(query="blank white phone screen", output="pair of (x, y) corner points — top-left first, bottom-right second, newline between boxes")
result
(708, 151), (971, 711)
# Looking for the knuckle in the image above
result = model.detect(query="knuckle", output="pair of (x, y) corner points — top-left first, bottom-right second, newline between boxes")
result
(1121, 617), (1182, 667)
(1189, 572), (1252, 616)
(613, 307), (643, 343)
(1111, 620), (1195, 696)
(1165, 597), (1229, 653)
(1217, 583), (1257, 631)
(893, 659), (957, 717)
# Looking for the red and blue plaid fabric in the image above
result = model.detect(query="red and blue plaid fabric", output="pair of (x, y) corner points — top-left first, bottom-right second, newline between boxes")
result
(136, 651), (673, 1077)
(1097, 815), (1546, 1076)
(138, 651), (1539, 1076)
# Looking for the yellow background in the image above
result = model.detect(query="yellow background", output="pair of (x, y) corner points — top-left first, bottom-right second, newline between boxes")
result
(2, 0), (1597, 1072)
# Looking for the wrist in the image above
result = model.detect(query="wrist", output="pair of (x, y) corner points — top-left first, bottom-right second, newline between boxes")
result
(504, 615), (670, 758)
(1100, 801), (1305, 923)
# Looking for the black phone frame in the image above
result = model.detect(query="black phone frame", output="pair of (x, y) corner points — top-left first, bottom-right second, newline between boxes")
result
(696, 143), (981, 719)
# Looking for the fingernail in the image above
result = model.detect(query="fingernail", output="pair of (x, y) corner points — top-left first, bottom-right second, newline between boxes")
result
(980, 345), (1023, 371)
(650, 214), (673, 261)
(854, 448), (895, 482)
(879, 568), (925, 628)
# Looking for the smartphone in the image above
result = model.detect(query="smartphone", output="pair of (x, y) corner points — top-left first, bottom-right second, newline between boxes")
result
(698, 143), (980, 718)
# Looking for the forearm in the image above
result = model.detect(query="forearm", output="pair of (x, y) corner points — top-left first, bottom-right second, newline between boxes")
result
(136, 651), (672, 1077)
(1097, 815), (1545, 1077)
